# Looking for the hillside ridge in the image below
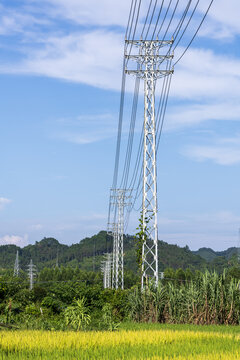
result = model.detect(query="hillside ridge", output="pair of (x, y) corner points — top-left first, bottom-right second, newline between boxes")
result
(0, 231), (237, 272)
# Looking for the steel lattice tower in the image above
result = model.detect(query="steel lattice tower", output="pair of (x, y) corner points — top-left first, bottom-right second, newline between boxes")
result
(125, 39), (173, 288)
(27, 259), (36, 290)
(111, 222), (118, 288)
(110, 189), (131, 290)
(238, 228), (240, 264)
(101, 253), (112, 289)
(14, 250), (20, 277)
(116, 189), (125, 290)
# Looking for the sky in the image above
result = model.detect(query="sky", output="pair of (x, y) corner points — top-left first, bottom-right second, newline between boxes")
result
(0, 0), (240, 250)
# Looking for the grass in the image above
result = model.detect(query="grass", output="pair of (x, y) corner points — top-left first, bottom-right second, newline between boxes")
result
(0, 324), (239, 359)
(120, 322), (240, 334)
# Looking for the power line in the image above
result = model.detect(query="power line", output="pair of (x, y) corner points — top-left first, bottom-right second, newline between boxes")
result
(172, 0), (201, 52)
(174, 0), (215, 66)
(151, 0), (165, 40)
(141, 0), (154, 38)
(144, 0), (158, 39)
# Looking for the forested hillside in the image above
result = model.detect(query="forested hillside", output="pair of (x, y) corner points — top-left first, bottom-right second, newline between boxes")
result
(0, 231), (237, 272)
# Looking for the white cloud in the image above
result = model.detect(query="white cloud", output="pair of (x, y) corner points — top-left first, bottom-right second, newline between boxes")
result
(0, 4), (50, 35)
(0, 234), (29, 247)
(165, 102), (240, 131)
(40, 0), (134, 27)
(0, 30), (123, 90)
(53, 112), (117, 144)
(0, 197), (11, 210)
(198, 0), (240, 39)
(127, 210), (240, 250)
(56, 133), (105, 145)
(183, 134), (240, 165)
(30, 224), (43, 231)
(158, 211), (240, 250)
(184, 145), (240, 165)
(172, 47), (240, 100)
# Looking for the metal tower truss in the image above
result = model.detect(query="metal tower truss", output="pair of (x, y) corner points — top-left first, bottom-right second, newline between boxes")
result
(27, 259), (37, 290)
(111, 189), (131, 290)
(101, 253), (112, 289)
(14, 250), (20, 277)
(238, 229), (240, 264)
(111, 222), (118, 288)
(125, 39), (174, 288)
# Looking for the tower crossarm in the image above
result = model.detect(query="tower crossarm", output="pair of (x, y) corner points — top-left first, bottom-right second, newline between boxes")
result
(126, 69), (173, 80)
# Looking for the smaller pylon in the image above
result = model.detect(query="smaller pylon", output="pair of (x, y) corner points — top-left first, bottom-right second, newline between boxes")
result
(27, 259), (37, 290)
(101, 253), (112, 289)
(55, 249), (59, 268)
(106, 253), (112, 288)
(238, 228), (240, 264)
(14, 250), (20, 277)
(111, 189), (131, 290)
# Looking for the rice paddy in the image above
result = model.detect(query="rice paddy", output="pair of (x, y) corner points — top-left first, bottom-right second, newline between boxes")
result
(0, 324), (239, 359)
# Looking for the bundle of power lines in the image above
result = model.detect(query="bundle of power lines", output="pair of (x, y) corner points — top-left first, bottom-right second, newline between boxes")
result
(107, 0), (214, 290)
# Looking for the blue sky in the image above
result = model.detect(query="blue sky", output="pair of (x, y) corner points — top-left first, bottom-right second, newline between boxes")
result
(0, 0), (240, 250)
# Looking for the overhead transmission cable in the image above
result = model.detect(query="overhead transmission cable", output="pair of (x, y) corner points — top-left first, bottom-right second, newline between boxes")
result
(112, 0), (142, 191)
(111, 0), (215, 233)
(151, 0), (165, 40)
(158, 0), (180, 38)
(156, 0), (173, 38)
(141, 0), (153, 38)
(174, 0), (214, 65)
(172, 0), (201, 51)
(119, 0), (158, 192)
(108, 0), (139, 227)
(124, 0), (183, 197)
(144, 0), (158, 39)
(110, 0), (143, 228)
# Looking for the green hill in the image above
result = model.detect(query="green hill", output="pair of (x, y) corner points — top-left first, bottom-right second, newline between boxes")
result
(0, 231), (235, 273)
(193, 247), (238, 262)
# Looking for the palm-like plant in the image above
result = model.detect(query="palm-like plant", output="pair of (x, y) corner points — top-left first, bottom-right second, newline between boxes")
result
(64, 297), (91, 330)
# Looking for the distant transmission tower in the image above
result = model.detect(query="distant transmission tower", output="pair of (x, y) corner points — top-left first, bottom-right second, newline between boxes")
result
(111, 189), (131, 290)
(14, 250), (20, 277)
(238, 228), (240, 264)
(111, 222), (118, 289)
(27, 259), (36, 290)
(55, 249), (59, 268)
(125, 38), (174, 288)
(101, 253), (112, 289)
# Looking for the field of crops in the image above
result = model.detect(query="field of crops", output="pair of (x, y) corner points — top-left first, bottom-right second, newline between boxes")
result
(0, 325), (239, 359)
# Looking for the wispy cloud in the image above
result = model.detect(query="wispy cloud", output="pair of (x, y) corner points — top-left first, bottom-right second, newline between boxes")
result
(40, 0), (134, 27)
(53, 112), (116, 144)
(183, 134), (240, 165)
(0, 197), (11, 210)
(159, 211), (240, 250)
(0, 234), (28, 247)
(198, 0), (240, 39)
(0, 4), (50, 36)
(0, 30), (123, 90)
(30, 224), (43, 231)
(165, 101), (240, 131)
(126, 210), (240, 250)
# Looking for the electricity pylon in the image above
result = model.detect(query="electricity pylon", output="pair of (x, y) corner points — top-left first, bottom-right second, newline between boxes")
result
(111, 222), (118, 289)
(238, 228), (240, 264)
(101, 253), (112, 289)
(14, 250), (20, 277)
(110, 189), (131, 290)
(125, 38), (173, 288)
(55, 249), (59, 268)
(27, 259), (36, 290)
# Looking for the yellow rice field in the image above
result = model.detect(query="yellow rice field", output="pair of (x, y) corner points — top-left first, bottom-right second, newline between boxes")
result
(0, 326), (239, 359)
